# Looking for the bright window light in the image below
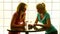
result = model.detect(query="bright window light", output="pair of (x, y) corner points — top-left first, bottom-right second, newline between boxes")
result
(0, 0), (60, 34)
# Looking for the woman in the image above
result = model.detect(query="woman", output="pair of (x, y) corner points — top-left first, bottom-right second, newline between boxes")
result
(30, 3), (57, 34)
(8, 2), (27, 34)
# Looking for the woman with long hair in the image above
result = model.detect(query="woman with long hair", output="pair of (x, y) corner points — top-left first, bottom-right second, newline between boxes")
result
(8, 2), (27, 34)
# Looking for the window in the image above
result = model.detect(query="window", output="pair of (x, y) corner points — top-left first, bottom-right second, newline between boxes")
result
(0, 0), (60, 34)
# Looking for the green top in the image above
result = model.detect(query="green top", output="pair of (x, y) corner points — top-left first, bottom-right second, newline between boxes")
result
(37, 12), (57, 33)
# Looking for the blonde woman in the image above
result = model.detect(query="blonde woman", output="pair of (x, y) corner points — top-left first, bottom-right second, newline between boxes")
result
(8, 2), (27, 34)
(34, 3), (57, 34)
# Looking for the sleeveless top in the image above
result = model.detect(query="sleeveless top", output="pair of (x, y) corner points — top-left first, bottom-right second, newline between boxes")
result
(11, 12), (25, 31)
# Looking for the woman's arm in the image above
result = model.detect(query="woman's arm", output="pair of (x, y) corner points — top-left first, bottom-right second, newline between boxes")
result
(23, 13), (26, 26)
(34, 17), (38, 24)
(28, 17), (38, 29)
(11, 13), (20, 28)
(36, 18), (51, 31)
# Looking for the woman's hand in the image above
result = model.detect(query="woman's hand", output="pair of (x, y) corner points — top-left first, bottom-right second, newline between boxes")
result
(33, 23), (37, 26)
(28, 24), (33, 29)
(34, 23), (43, 26)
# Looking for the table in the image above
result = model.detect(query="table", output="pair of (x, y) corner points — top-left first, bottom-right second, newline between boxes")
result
(7, 29), (42, 34)
(7, 22), (43, 34)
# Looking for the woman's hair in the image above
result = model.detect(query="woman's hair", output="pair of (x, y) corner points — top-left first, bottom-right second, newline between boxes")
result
(16, 2), (26, 19)
(36, 3), (46, 11)
(17, 2), (26, 13)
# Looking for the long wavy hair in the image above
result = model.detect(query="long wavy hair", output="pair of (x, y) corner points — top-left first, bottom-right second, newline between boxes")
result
(16, 2), (26, 19)
(17, 2), (26, 16)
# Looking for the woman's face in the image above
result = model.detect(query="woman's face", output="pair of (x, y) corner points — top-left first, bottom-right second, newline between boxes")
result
(20, 6), (27, 14)
(37, 9), (44, 14)
(23, 6), (27, 12)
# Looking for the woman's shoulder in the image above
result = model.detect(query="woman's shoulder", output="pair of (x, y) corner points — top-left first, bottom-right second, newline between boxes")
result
(45, 12), (50, 16)
(13, 12), (18, 17)
(45, 12), (50, 19)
